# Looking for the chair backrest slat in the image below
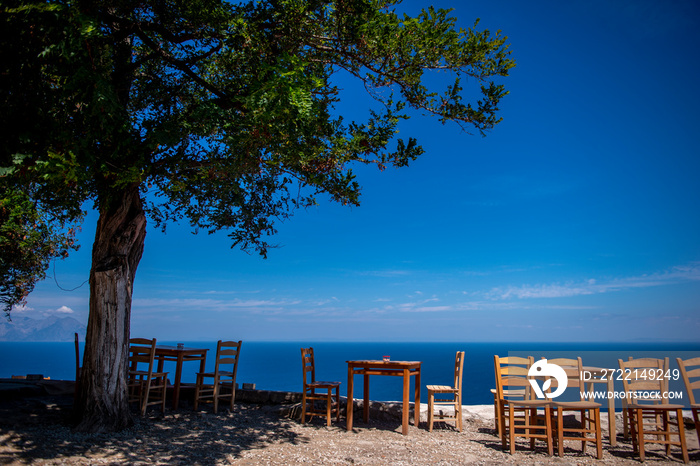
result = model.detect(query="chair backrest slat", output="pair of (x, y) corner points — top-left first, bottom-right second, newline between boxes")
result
(494, 355), (534, 400)
(680, 357), (700, 367)
(129, 337), (157, 377)
(218, 357), (238, 365)
(454, 351), (465, 390)
(499, 356), (531, 365)
(677, 357), (700, 405)
(213, 340), (242, 377)
(546, 357), (584, 392)
(301, 347), (316, 386)
(618, 357), (669, 403)
(500, 376), (530, 387)
(501, 366), (529, 376)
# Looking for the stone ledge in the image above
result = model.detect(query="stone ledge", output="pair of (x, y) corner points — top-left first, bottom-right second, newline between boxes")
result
(3, 380), (696, 430)
(235, 387), (302, 405)
(0, 378), (75, 399)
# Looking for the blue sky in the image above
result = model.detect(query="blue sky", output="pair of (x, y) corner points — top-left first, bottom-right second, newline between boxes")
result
(15, 0), (700, 342)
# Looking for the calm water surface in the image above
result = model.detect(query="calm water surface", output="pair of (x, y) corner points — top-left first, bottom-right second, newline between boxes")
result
(1, 341), (698, 406)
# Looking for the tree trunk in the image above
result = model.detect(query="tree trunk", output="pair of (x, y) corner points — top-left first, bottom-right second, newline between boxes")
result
(74, 184), (146, 433)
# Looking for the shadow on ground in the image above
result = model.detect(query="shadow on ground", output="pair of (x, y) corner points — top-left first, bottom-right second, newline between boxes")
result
(473, 425), (700, 464)
(0, 394), (308, 464)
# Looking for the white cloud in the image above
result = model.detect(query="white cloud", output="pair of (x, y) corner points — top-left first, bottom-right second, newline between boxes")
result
(132, 297), (302, 313)
(11, 304), (33, 313)
(491, 283), (595, 300)
(486, 263), (700, 301)
(54, 305), (74, 314)
(314, 297), (339, 306)
(358, 269), (412, 278)
(402, 305), (452, 313)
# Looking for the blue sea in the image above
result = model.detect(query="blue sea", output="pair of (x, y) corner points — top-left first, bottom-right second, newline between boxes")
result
(2, 341), (699, 407)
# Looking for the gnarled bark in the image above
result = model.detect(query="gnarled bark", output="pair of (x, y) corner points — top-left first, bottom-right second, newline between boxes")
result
(74, 184), (146, 433)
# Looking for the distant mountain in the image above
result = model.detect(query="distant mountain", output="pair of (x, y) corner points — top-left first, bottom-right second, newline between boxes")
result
(0, 315), (86, 341)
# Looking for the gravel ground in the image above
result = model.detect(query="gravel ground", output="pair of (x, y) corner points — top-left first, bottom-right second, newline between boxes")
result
(0, 393), (698, 465)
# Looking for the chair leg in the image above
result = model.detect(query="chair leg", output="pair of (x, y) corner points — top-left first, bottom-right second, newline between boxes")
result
(529, 408), (536, 450)
(194, 374), (202, 411)
(636, 408), (646, 462)
(493, 394), (504, 437)
(509, 407), (516, 455)
(335, 386), (340, 423)
(594, 408), (603, 460)
(579, 409), (587, 453)
(676, 408), (689, 464)
(622, 398), (630, 439)
(213, 377), (220, 414)
(428, 391), (434, 432)
(141, 379), (151, 416)
(229, 381), (236, 412)
(628, 408), (638, 454)
(545, 406), (553, 457)
(498, 404), (510, 450)
(500, 403), (508, 451)
(301, 392), (307, 424)
(557, 407), (564, 457)
(456, 395), (462, 432)
(663, 411), (671, 456)
(160, 375), (167, 414)
(494, 393), (501, 437)
(694, 408), (700, 448)
(131, 377), (140, 411)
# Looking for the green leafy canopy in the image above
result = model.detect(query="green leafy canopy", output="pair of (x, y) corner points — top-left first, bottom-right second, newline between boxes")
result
(1, 0), (514, 311)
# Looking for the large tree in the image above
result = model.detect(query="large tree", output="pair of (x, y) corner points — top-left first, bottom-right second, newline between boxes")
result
(1, 0), (514, 432)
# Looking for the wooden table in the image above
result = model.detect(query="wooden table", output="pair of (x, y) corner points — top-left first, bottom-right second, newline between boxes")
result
(346, 360), (421, 435)
(582, 366), (617, 446)
(155, 345), (208, 409)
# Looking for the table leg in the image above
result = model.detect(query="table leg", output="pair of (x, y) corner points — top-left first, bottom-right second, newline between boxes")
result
(414, 368), (421, 427)
(402, 368), (410, 435)
(346, 365), (354, 431)
(607, 377), (616, 446)
(171, 354), (184, 409)
(363, 372), (370, 423)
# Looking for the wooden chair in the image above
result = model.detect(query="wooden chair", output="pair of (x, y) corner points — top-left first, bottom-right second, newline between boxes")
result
(676, 356), (700, 447)
(194, 340), (242, 413)
(128, 338), (168, 415)
(547, 357), (603, 459)
(618, 357), (689, 463)
(427, 351), (465, 431)
(494, 355), (552, 455)
(491, 356), (532, 438)
(301, 347), (341, 426)
(620, 355), (659, 440)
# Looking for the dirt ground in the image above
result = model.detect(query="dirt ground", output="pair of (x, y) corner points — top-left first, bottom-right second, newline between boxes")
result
(0, 390), (698, 465)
